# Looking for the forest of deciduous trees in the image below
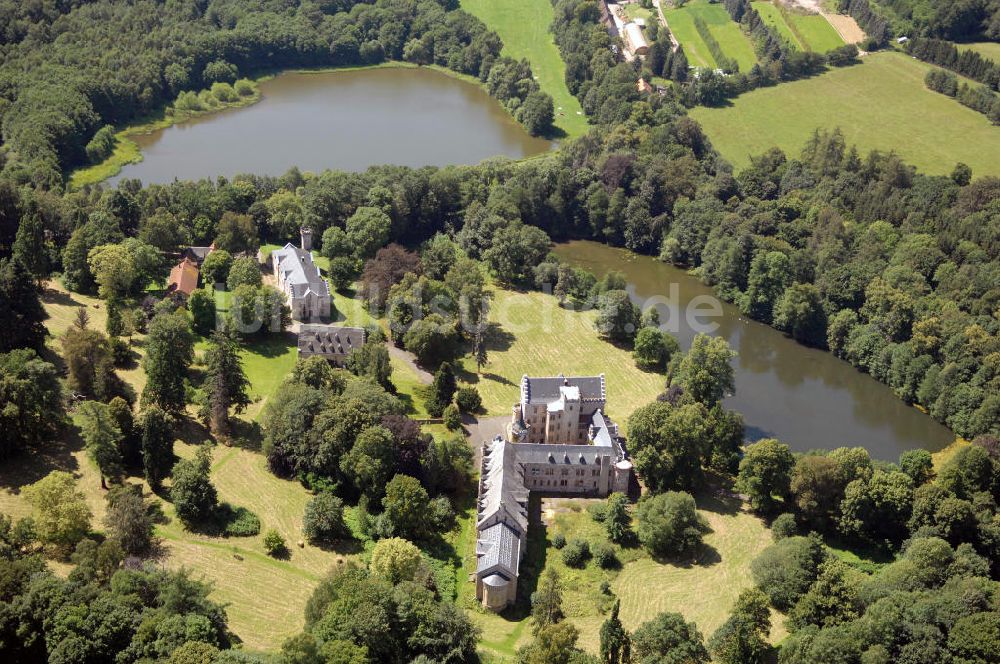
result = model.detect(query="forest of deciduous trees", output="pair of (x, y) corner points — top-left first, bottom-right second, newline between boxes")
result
(0, 0), (553, 189)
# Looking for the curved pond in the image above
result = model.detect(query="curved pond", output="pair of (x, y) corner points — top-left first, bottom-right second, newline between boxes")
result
(554, 241), (954, 460)
(108, 67), (551, 186)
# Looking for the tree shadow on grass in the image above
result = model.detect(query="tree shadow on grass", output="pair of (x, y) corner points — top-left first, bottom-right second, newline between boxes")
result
(648, 541), (722, 569)
(696, 474), (743, 516)
(243, 332), (296, 359)
(41, 286), (82, 309)
(496, 493), (547, 622)
(311, 537), (365, 557)
(0, 436), (81, 494)
(175, 417), (213, 448)
(226, 419), (263, 452)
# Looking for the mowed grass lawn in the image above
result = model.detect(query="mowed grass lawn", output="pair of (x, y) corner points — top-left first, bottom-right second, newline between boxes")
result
(457, 288), (665, 429)
(665, 0), (758, 72)
(752, 1), (844, 52)
(460, 0), (588, 138)
(466, 497), (786, 659)
(691, 51), (1000, 177)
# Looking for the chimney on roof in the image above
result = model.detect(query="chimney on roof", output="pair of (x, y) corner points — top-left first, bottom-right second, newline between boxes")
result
(300, 227), (313, 251)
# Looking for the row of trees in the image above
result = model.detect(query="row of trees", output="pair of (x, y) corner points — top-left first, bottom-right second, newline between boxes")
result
(925, 68), (1000, 124)
(909, 36), (1000, 91)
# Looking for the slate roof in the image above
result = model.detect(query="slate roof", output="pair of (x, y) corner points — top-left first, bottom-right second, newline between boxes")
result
(183, 246), (214, 265)
(475, 522), (521, 577)
(511, 411), (623, 464)
(521, 374), (605, 405)
(298, 325), (365, 357)
(272, 243), (330, 298)
(477, 438), (529, 533)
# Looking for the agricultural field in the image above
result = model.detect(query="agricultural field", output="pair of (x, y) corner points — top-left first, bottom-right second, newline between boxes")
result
(959, 41), (1000, 63)
(753, 1), (804, 49)
(664, 0), (758, 71)
(459, 0), (588, 138)
(462, 495), (786, 659)
(456, 288), (666, 428)
(752, 1), (845, 52)
(787, 9), (845, 52)
(690, 51), (1000, 177)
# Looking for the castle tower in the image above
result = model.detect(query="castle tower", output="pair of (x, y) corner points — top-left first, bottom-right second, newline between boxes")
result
(300, 227), (313, 251)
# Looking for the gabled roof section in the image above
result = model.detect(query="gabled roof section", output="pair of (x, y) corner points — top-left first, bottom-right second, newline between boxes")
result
(168, 257), (199, 296)
(272, 243), (330, 298)
(475, 522), (521, 578)
(521, 374), (606, 405)
(298, 324), (366, 356)
(477, 437), (529, 534)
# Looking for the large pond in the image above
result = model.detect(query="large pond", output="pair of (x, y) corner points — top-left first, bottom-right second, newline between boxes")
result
(108, 67), (551, 186)
(554, 241), (954, 460)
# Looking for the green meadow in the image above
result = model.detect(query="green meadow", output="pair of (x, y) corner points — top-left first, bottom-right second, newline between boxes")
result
(665, 0), (758, 71)
(460, 0), (588, 138)
(690, 52), (1000, 177)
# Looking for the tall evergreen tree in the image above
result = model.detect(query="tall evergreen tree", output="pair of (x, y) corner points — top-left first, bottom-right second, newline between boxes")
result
(605, 492), (632, 544)
(11, 214), (48, 286)
(203, 321), (250, 435)
(531, 567), (565, 633)
(77, 400), (124, 489)
(141, 310), (194, 412)
(429, 361), (457, 416)
(0, 257), (47, 352)
(600, 599), (631, 664)
(138, 405), (174, 491)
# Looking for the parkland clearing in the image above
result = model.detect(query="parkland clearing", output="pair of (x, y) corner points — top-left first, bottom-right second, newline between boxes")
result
(1, 0), (999, 663)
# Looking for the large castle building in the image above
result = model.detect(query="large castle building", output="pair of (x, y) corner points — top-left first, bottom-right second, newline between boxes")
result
(474, 375), (633, 612)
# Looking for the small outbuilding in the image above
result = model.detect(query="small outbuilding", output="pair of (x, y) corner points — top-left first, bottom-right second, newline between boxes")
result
(167, 257), (199, 297)
(624, 22), (649, 56)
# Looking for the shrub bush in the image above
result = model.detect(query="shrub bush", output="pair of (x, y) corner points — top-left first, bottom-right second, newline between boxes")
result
(109, 336), (131, 367)
(222, 505), (261, 537)
(263, 529), (286, 557)
(211, 82), (238, 103)
(562, 539), (590, 568)
(454, 387), (482, 413)
(552, 532), (567, 549)
(592, 541), (618, 569)
(302, 492), (349, 544)
(772, 513), (798, 541)
(588, 502), (608, 523)
(234, 79), (255, 97)
(443, 404), (461, 430)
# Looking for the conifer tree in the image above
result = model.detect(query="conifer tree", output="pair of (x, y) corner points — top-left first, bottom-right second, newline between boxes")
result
(600, 599), (630, 664)
(203, 320), (250, 435)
